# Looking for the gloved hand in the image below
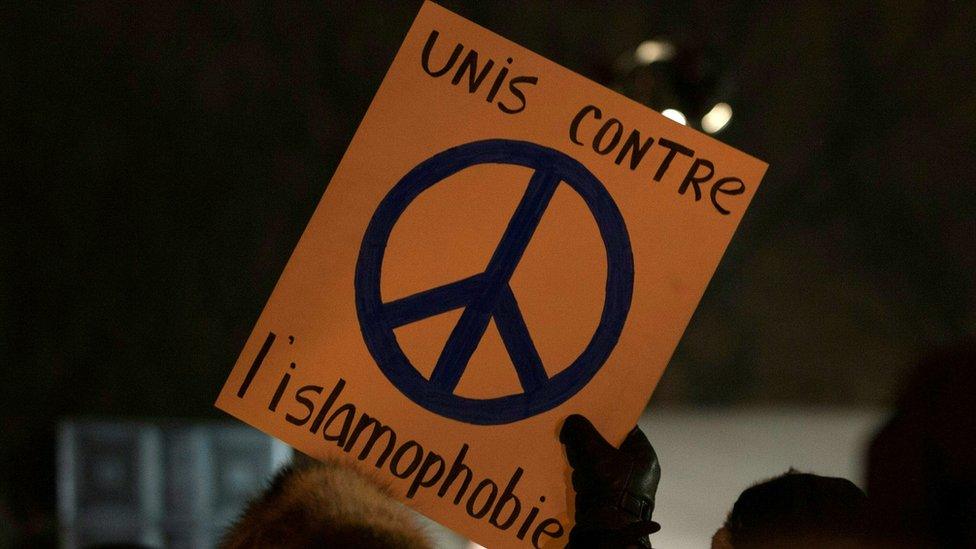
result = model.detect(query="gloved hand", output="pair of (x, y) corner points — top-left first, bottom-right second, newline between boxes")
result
(560, 414), (661, 549)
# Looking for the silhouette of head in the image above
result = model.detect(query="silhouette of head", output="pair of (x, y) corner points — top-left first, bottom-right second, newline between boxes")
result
(712, 470), (867, 548)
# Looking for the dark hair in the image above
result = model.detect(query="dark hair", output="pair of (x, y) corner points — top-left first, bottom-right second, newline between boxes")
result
(725, 469), (868, 547)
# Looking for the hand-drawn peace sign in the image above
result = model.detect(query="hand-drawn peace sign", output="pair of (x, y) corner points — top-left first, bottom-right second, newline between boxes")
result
(355, 139), (633, 425)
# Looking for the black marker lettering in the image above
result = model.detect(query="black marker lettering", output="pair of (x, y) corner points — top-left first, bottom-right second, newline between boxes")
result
(679, 157), (714, 201)
(486, 58), (512, 103)
(710, 176), (745, 215)
(309, 378), (346, 434)
(489, 467), (524, 530)
(344, 414), (397, 468)
(268, 362), (296, 412)
(498, 76), (537, 114)
(466, 478), (499, 519)
(517, 497), (544, 540)
(593, 118), (624, 155)
(237, 331), (275, 398)
(616, 130), (654, 170)
(654, 138), (695, 182)
(285, 385), (323, 426)
(532, 518), (565, 548)
(421, 30), (462, 77)
(390, 440), (424, 479)
(407, 451), (446, 498)
(269, 376), (570, 546)
(438, 443), (473, 504)
(569, 105), (601, 145)
(322, 403), (356, 445)
(452, 50), (494, 92)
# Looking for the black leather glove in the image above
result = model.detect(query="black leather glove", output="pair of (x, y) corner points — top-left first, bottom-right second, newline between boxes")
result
(560, 414), (661, 549)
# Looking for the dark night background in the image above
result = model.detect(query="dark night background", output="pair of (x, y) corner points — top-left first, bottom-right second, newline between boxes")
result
(2, 1), (974, 545)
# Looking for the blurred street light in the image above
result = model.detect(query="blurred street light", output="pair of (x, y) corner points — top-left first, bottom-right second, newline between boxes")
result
(613, 36), (734, 135)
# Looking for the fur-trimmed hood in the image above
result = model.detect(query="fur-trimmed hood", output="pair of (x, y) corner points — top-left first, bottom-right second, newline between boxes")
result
(222, 458), (432, 549)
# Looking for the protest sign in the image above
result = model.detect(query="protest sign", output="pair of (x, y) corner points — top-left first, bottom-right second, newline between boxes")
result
(217, 2), (767, 546)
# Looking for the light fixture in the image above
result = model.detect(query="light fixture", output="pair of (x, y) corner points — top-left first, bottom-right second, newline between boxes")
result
(701, 102), (733, 134)
(633, 40), (676, 65)
(661, 108), (687, 125)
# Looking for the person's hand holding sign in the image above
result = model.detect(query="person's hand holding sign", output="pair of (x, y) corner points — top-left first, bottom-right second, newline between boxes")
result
(560, 414), (662, 548)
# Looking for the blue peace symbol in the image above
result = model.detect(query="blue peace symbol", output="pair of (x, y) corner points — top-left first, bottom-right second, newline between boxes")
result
(355, 139), (634, 425)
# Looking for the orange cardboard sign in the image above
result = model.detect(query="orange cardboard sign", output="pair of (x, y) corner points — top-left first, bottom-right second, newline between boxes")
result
(216, 3), (766, 547)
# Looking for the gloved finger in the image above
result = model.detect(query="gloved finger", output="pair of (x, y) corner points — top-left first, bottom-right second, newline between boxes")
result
(571, 468), (600, 493)
(620, 426), (662, 498)
(619, 426), (656, 462)
(560, 414), (616, 467)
